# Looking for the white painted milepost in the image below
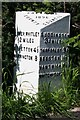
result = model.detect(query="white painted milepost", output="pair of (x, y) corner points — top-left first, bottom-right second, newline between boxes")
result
(14, 11), (70, 95)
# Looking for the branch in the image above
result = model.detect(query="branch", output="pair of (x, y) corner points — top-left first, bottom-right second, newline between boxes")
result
(3, 21), (14, 28)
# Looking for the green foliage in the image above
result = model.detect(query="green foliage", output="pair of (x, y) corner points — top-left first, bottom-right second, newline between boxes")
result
(38, 82), (71, 118)
(2, 64), (80, 120)
(2, 88), (47, 120)
(62, 64), (80, 107)
(62, 34), (80, 107)
(63, 34), (80, 67)
(2, 2), (80, 119)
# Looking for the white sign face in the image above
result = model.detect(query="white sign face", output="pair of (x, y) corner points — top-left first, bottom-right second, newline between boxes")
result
(15, 11), (70, 94)
(15, 12), (40, 94)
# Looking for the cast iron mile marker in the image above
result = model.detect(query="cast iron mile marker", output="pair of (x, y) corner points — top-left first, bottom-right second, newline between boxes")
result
(14, 11), (70, 94)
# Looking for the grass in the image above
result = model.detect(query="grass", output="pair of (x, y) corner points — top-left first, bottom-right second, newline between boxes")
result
(1, 64), (80, 120)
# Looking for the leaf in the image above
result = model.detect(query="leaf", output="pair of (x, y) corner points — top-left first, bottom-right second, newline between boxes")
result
(73, 41), (80, 47)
